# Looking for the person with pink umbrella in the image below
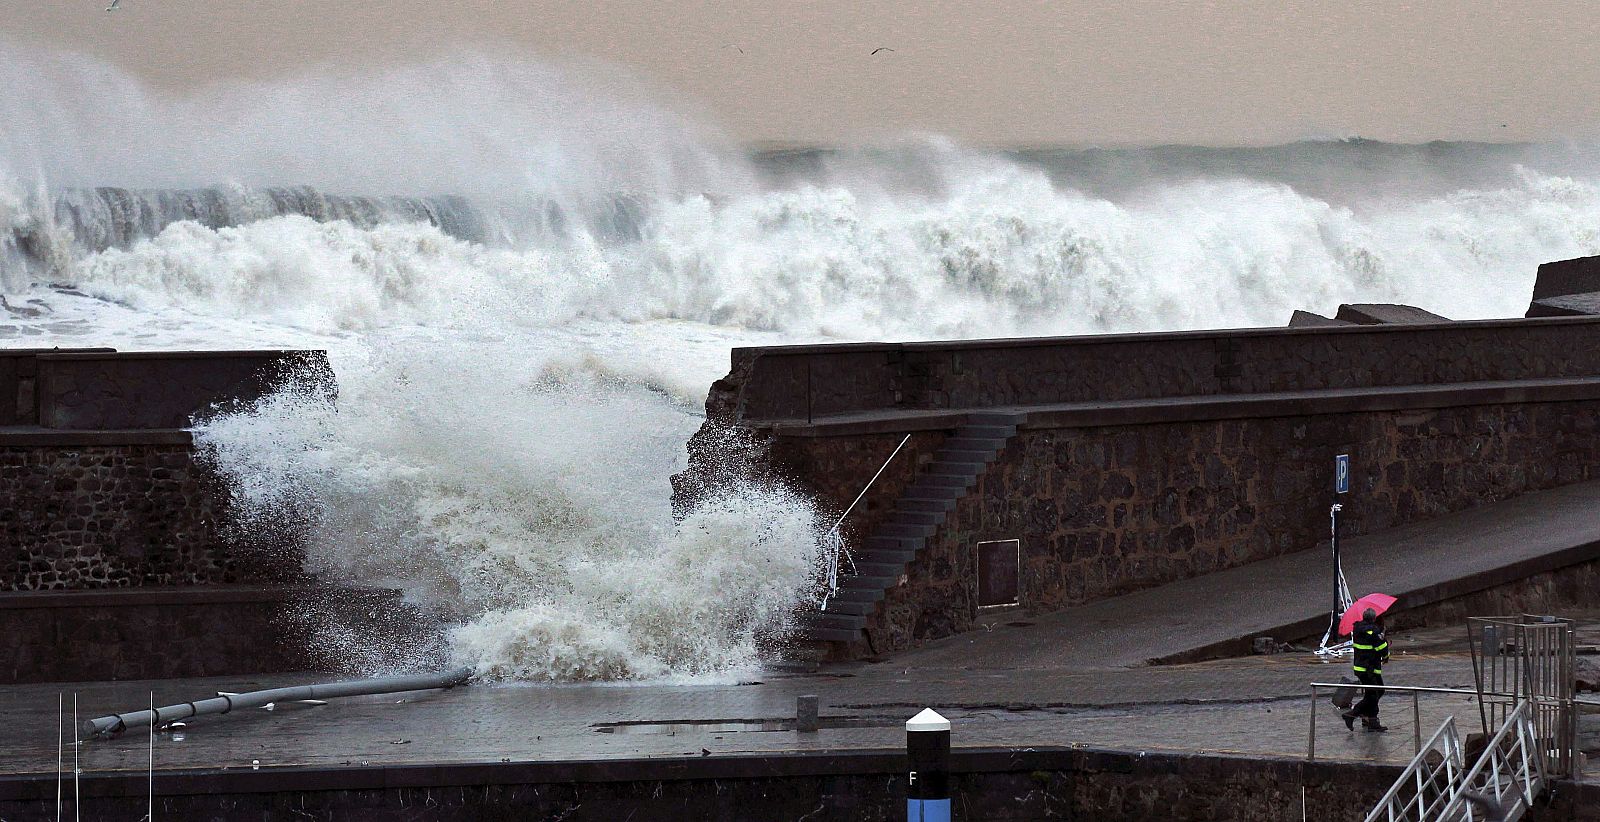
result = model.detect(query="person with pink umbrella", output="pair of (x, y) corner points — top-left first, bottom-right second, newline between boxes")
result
(1340, 593), (1396, 732)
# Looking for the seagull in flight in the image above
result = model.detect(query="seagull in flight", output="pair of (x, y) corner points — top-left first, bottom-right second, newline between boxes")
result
(106, 0), (120, 9)
(871, 47), (894, 55)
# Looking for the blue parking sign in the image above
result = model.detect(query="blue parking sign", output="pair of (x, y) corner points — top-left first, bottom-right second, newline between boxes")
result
(1335, 454), (1350, 494)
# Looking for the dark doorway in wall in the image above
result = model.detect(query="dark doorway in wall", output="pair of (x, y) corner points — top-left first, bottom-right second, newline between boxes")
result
(976, 539), (1020, 608)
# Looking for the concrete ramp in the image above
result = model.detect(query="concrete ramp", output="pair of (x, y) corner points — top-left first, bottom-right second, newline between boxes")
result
(888, 481), (1600, 670)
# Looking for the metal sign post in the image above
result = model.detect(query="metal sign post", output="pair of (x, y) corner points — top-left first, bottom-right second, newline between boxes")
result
(1316, 455), (1354, 658)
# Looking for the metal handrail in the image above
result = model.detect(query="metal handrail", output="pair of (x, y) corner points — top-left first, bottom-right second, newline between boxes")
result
(1307, 682), (1497, 762)
(1361, 701), (1547, 822)
(1436, 701), (1545, 822)
(1362, 717), (1464, 822)
(817, 434), (911, 610)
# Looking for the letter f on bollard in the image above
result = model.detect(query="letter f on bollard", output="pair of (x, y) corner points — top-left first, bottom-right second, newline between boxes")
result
(907, 708), (951, 822)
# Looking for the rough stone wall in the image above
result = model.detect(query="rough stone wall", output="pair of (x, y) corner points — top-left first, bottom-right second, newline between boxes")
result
(858, 400), (1600, 654)
(0, 443), (297, 590)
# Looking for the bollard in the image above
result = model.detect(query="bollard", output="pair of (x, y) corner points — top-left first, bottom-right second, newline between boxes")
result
(906, 708), (951, 822)
(797, 695), (819, 733)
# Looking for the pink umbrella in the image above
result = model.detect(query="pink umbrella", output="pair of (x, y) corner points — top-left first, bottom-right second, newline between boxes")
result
(1339, 593), (1397, 636)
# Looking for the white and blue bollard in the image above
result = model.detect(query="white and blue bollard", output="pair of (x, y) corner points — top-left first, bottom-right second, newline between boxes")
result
(906, 708), (951, 822)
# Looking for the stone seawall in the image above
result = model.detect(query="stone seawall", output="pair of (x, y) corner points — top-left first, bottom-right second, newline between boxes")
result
(2, 746), (1592, 822)
(0, 348), (330, 681)
(1, 433), (299, 591)
(0, 748), (1411, 822)
(813, 397), (1600, 654)
(0, 348), (328, 592)
(708, 317), (1600, 424)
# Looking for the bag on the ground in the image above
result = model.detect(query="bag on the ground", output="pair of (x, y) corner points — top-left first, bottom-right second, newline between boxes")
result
(1331, 676), (1359, 709)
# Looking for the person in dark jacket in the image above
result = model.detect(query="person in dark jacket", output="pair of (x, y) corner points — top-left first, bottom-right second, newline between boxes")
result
(1342, 608), (1390, 731)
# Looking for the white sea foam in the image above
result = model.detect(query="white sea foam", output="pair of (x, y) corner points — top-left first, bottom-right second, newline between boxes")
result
(5, 41), (1600, 680)
(194, 344), (825, 681)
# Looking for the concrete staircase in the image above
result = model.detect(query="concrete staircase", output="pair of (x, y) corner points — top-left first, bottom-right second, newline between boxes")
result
(797, 412), (1026, 644)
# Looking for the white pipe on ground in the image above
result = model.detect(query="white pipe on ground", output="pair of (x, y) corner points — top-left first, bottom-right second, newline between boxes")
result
(79, 667), (473, 740)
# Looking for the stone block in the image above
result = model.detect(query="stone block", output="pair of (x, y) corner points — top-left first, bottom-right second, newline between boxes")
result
(1527, 291), (1600, 317)
(1531, 254), (1600, 300)
(1334, 303), (1452, 325)
(1287, 310), (1353, 327)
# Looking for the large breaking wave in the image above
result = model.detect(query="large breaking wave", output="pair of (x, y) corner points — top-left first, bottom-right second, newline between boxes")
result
(5, 41), (1600, 680)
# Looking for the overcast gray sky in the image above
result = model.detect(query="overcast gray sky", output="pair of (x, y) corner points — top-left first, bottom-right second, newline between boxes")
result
(6, 1), (1600, 147)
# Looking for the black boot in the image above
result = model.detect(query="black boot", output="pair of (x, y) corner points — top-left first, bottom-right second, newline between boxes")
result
(1341, 709), (1357, 730)
(1363, 718), (1388, 732)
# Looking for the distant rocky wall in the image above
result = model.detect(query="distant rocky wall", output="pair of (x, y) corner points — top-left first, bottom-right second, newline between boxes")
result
(804, 397), (1600, 656)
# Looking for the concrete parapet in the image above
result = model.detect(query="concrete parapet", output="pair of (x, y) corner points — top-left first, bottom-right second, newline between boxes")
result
(705, 317), (1600, 426)
(32, 349), (331, 430)
(1333, 303), (1451, 324)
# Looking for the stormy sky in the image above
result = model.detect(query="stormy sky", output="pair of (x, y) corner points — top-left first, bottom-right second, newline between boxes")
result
(6, 1), (1600, 146)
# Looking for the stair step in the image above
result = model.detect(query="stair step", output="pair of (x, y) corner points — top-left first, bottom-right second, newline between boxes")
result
(865, 535), (924, 551)
(826, 599), (877, 616)
(885, 510), (944, 526)
(935, 448), (998, 464)
(801, 612), (866, 630)
(841, 573), (896, 588)
(897, 497), (956, 513)
(801, 627), (862, 643)
(879, 523), (937, 538)
(926, 461), (986, 477)
(959, 424), (1016, 438)
(853, 561), (904, 577)
(941, 436), (1009, 451)
(830, 587), (885, 603)
(919, 475), (975, 490)
(903, 482), (965, 499)
(856, 549), (916, 564)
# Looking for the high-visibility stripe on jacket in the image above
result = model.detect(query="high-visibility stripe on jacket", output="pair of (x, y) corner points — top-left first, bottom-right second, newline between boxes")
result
(1352, 620), (1389, 675)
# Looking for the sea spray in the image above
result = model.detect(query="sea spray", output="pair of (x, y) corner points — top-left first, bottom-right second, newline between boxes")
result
(194, 341), (829, 680)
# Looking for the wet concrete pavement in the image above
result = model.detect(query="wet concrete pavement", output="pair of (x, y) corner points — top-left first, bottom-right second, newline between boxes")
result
(0, 648), (1546, 781)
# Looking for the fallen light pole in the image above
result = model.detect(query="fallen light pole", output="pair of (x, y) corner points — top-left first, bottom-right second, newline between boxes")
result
(79, 667), (474, 740)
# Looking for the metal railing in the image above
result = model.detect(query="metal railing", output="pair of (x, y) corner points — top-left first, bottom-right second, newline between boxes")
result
(1361, 716), (1465, 822)
(1360, 701), (1546, 822)
(1468, 616), (1577, 777)
(1307, 682), (1484, 761)
(817, 434), (911, 610)
(1436, 701), (1546, 822)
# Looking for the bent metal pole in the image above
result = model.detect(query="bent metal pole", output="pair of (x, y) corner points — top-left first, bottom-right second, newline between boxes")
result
(79, 667), (474, 740)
